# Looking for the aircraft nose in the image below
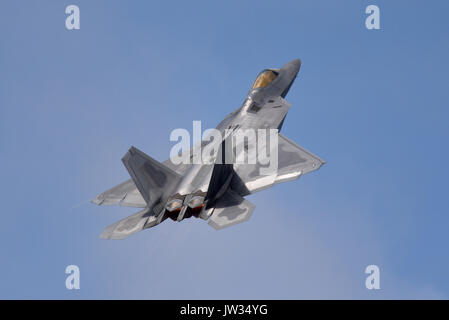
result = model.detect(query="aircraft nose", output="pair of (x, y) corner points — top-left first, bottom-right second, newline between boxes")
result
(282, 59), (301, 74)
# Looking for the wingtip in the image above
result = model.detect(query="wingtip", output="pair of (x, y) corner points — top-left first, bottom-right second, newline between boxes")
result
(316, 160), (326, 170)
(99, 232), (126, 240)
(91, 197), (103, 205)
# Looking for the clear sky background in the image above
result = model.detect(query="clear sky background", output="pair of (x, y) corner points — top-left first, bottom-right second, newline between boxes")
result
(1, 0), (448, 299)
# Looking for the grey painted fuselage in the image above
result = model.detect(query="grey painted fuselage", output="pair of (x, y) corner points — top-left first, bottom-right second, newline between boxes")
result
(92, 59), (324, 239)
(162, 59), (302, 215)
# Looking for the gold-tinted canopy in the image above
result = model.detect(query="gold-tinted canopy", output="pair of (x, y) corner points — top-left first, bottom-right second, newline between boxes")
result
(251, 70), (278, 89)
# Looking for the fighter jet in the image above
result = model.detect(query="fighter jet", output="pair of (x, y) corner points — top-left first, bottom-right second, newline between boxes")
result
(92, 59), (325, 239)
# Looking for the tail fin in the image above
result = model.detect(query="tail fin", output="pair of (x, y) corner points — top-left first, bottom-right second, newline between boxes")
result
(122, 146), (181, 205)
(205, 137), (234, 208)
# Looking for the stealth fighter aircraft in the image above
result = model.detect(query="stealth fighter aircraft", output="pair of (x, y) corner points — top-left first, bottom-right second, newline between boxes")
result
(92, 59), (325, 239)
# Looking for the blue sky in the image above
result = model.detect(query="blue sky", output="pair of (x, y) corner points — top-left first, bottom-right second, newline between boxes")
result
(1, 0), (448, 299)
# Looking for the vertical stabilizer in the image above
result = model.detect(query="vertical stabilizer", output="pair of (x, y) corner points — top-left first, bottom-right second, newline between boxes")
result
(121, 146), (181, 205)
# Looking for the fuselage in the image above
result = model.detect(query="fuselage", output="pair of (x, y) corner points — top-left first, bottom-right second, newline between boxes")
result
(163, 59), (301, 221)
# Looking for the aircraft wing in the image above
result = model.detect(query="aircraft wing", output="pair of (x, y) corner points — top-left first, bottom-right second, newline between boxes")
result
(92, 179), (146, 208)
(92, 151), (194, 208)
(232, 133), (325, 195)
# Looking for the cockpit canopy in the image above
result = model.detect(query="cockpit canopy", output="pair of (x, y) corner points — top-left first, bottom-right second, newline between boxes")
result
(251, 69), (279, 89)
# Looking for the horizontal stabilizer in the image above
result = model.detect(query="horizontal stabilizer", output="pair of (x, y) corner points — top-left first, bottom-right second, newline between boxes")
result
(208, 189), (255, 230)
(100, 208), (157, 240)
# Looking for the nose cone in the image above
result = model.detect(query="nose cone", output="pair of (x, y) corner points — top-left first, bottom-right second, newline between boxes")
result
(278, 59), (301, 98)
(282, 58), (301, 75)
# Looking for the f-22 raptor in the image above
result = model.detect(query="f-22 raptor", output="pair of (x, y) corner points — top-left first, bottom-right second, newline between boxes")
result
(92, 59), (325, 239)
